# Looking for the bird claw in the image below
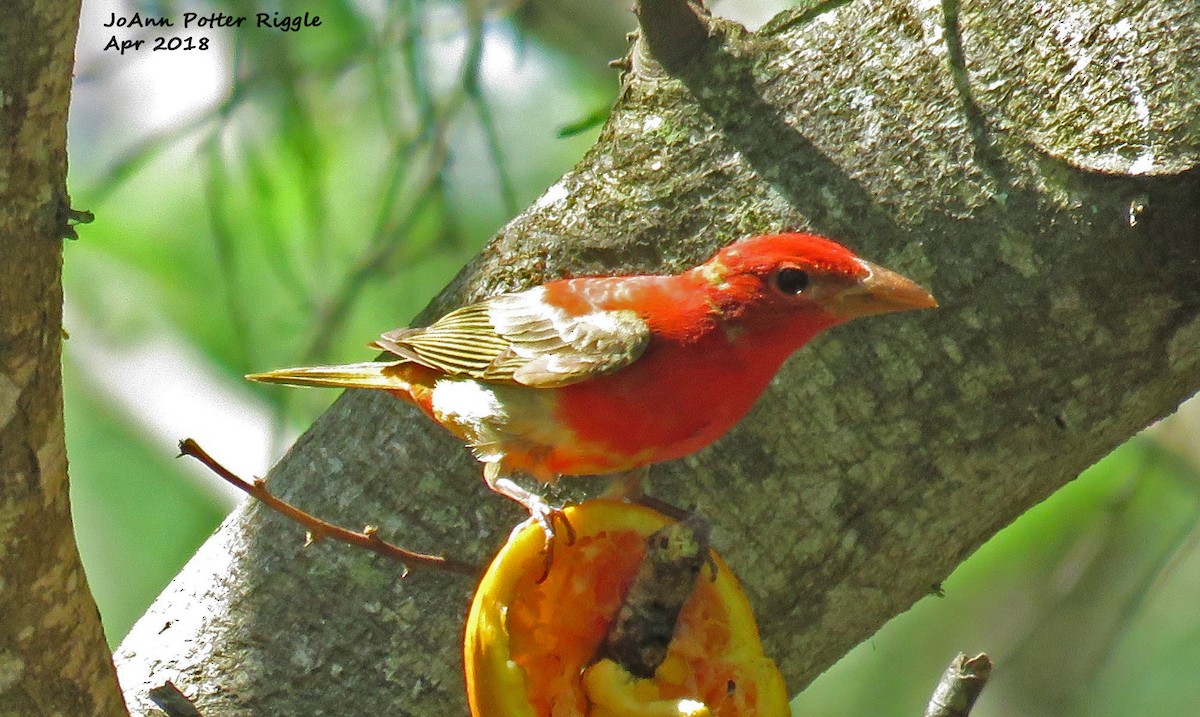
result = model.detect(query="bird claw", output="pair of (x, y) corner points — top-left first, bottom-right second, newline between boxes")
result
(489, 474), (576, 581)
(601, 466), (650, 501)
(630, 493), (693, 522)
(530, 501), (576, 584)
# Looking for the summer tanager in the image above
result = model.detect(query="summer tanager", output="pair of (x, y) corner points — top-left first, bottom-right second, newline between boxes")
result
(248, 233), (936, 522)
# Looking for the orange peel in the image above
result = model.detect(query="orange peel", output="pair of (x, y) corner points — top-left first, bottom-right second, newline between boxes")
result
(464, 500), (789, 717)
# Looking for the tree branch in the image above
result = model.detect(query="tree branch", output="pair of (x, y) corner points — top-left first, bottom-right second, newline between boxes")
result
(0, 1), (129, 714)
(178, 439), (478, 576)
(923, 653), (993, 717)
(633, 0), (712, 73)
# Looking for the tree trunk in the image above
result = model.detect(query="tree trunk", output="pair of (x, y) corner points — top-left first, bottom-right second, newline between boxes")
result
(0, 2), (129, 715)
(115, 0), (1200, 714)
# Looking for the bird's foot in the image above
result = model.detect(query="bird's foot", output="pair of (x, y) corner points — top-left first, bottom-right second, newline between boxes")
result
(630, 494), (694, 523)
(529, 499), (576, 584)
(600, 466), (650, 501)
(492, 475), (576, 582)
(602, 467), (695, 522)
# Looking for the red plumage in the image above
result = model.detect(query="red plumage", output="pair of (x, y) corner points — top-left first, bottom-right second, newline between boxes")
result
(248, 233), (936, 513)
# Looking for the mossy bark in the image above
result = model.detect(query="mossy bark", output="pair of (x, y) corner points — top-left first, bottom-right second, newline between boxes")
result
(116, 0), (1199, 714)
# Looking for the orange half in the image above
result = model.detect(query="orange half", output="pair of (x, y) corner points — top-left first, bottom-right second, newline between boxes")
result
(464, 500), (789, 717)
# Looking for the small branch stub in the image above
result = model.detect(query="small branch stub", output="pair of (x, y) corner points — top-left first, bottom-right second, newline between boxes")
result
(148, 681), (203, 717)
(923, 652), (994, 717)
(633, 0), (713, 73)
(55, 187), (93, 240)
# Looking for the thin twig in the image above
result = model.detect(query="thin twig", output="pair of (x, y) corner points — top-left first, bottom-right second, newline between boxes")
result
(177, 438), (478, 576)
(148, 681), (204, 717)
(923, 652), (993, 717)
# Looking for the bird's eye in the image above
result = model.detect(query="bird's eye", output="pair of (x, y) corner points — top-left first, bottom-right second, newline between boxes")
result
(773, 268), (810, 295)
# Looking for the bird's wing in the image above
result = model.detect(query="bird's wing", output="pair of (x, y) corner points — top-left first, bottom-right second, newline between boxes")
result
(372, 286), (651, 388)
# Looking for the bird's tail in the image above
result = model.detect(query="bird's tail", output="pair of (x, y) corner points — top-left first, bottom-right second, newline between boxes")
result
(246, 361), (412, 391)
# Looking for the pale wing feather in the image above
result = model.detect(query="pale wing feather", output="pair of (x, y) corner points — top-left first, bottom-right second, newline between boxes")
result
(372, 287), (650, 388)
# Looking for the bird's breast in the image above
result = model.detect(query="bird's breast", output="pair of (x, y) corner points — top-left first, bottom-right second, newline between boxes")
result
(552, 332), (790, 468)
(424, 329), (798, 479)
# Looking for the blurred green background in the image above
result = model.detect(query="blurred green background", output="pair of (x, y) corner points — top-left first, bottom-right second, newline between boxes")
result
(66, 1), (1199, 715)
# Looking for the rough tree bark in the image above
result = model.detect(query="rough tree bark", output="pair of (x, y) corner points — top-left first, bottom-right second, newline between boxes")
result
(0, 1), (129, 715)
(115, 0), (1199, 714)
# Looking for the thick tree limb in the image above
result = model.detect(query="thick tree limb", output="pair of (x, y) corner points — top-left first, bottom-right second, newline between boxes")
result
(0, 1), (129, 714)
(116, 0), (1199, 714)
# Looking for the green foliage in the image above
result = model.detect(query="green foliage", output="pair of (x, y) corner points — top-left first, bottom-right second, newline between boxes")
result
(793, 437), (1200, 716)
(67, 0), (610, 645)
(66, 361), (227, 643)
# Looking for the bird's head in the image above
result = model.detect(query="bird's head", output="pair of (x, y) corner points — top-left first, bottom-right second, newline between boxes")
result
(693, 232), (937, 340)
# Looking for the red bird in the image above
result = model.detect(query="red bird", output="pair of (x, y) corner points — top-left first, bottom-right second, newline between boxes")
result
(248, 233), (936, 524)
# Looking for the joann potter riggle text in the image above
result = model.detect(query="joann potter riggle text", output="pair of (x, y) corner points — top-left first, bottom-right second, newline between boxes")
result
(103, 12), (322, 32)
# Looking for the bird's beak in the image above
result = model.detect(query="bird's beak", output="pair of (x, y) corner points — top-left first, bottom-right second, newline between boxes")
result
(829, 259), (938, 318)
